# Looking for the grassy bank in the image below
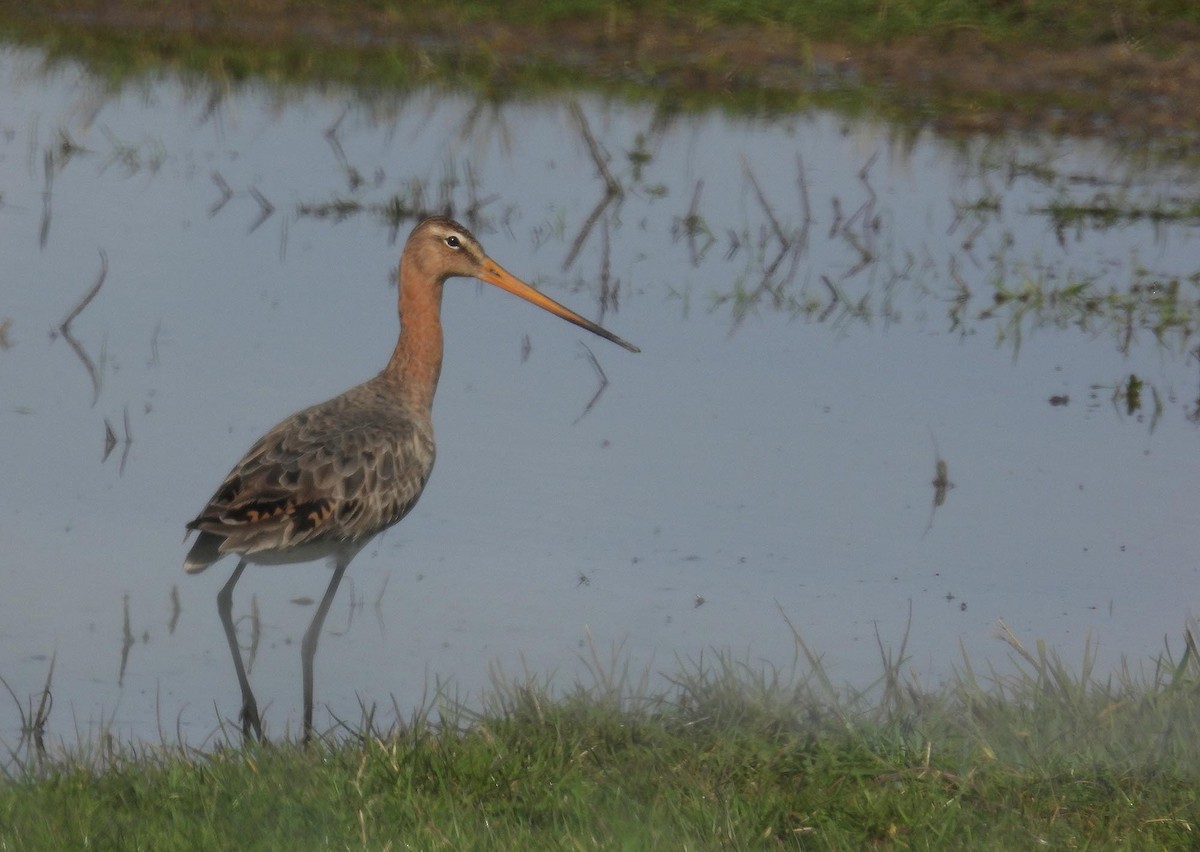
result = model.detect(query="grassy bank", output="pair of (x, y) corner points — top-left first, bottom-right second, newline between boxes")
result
(3, 0), (1200, 137)
(6, 0), (1200, 49)
(3, 625), (1198, 848)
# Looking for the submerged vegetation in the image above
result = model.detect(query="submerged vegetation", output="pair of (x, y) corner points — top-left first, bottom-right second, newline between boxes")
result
(282, 125), (1200, 370)
(3, 624), (1199, 847)
(16, 49), (1200, 432)
(254, 111), (1200, 428)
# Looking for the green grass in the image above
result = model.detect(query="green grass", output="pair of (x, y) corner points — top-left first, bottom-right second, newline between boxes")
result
(7, 0), (1200, 48)
(3, 0), (1200, 128)
(3, 623), (1199, 848)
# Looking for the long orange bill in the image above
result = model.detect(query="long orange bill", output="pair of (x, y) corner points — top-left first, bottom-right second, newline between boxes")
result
(477, 258), (640, 354)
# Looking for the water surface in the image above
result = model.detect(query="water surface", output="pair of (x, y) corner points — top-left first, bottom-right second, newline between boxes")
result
(2, 47), (1198, 744)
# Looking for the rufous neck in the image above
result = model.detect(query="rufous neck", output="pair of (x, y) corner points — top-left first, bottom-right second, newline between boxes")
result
(383, 255), (445, 411)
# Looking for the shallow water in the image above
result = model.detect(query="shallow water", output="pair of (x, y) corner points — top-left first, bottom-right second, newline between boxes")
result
(2, 47), (1199, 745)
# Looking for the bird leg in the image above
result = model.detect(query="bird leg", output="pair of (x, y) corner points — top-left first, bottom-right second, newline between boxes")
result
(217, 559), (262, 740)
(300, 554), (351, 743)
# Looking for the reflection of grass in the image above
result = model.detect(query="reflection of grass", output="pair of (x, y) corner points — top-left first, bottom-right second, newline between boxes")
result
(0, 652), (54, 757)
(296, 197), (363, 221)
(984, 272), (1200, 355)
(1106, 372), (1163, 428)
(1037, 194), (1200, 229)
(954, 194), (1001, 215)
(1007, 158), (1059, 185)
(3, 623), (1200, 846)
(296, 186), (455, 239)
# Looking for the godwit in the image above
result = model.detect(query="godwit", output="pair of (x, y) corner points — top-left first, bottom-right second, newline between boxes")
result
(185, 216), (638, 741)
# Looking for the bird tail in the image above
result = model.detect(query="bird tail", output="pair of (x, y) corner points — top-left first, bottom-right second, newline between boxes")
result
(183, 530), (223, 574)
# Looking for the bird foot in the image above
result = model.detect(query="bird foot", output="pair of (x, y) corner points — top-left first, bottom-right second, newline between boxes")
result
(240, 703), (263, 741)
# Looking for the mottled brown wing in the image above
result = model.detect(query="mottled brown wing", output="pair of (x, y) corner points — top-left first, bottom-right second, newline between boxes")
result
(185, 386), (435, 572)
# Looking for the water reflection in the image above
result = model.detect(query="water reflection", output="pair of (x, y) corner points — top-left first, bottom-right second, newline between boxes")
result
(168, 585), (181, 635)
(52, 250), (106, 406)
(117, 594), (134, 687)
(2, 45), (1199, 746)
(0, 654), (53, 759)
(922, 430), (954, 538)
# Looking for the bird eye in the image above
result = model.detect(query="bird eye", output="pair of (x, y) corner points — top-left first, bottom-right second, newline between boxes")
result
(445, 235), (461, 249)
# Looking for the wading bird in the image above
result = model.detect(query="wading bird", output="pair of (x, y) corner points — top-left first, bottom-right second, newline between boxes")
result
(184, 216), (638, 741)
